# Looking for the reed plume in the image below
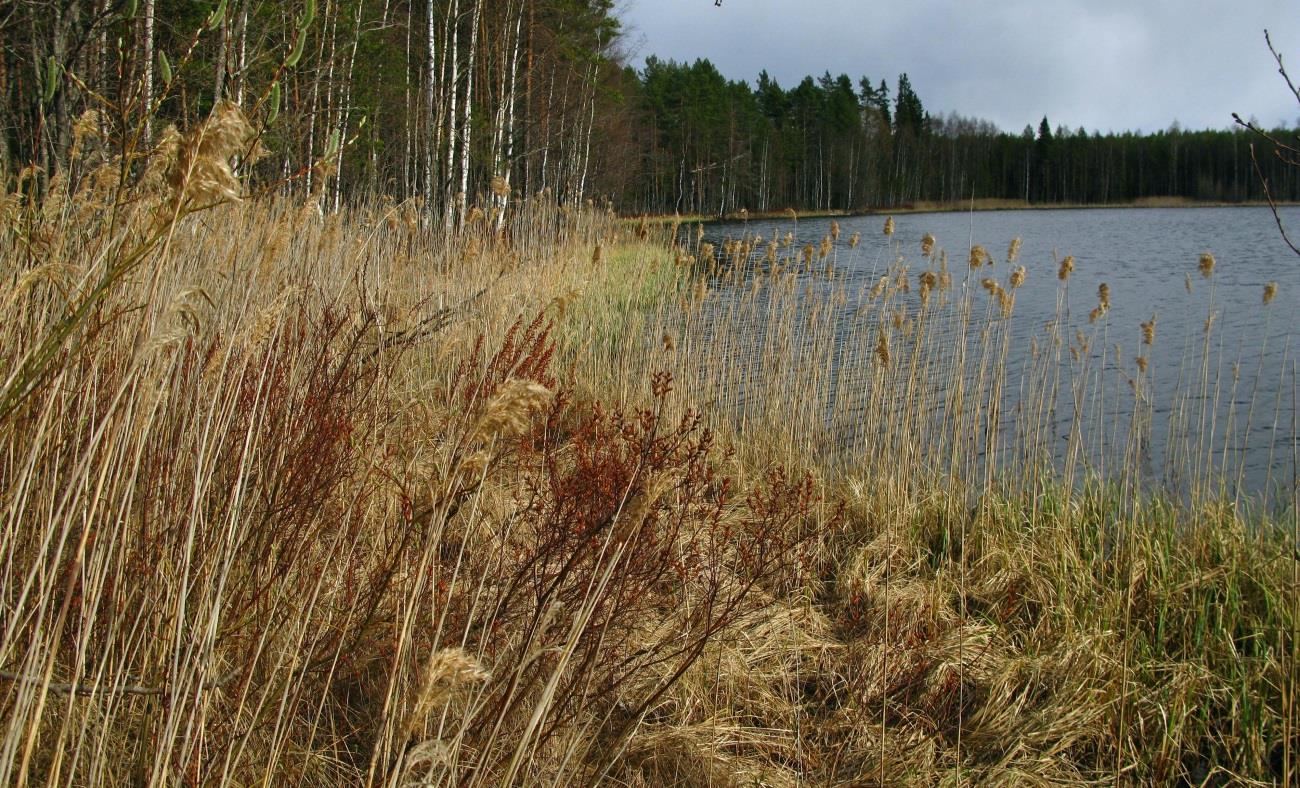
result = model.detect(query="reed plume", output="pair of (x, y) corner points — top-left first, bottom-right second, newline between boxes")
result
(1058, 255), (1074, 281)
(1141, 316), (1156, 345)
(1198, 252), (1216, 278)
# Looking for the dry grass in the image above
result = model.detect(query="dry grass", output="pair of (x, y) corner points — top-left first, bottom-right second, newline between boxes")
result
(0, 116), (1296, 785)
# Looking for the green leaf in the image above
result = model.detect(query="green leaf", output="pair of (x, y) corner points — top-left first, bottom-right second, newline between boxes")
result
(43, 57), (59, 104)
(286, 30), (306, 68)
(157, 51), (172, 85)
(267, 82), (281, 124)
(298, 0), (316, 30)
(205, 0), (228, 31)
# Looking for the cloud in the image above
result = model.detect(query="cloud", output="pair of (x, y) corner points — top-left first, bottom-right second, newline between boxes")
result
(620, 0), (1300, 133)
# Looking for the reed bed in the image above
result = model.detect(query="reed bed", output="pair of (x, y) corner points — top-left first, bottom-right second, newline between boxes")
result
(0, 116), (1296, 785)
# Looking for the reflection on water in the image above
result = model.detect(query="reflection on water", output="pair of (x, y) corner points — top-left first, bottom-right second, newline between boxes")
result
(693, 207), (1300, 506)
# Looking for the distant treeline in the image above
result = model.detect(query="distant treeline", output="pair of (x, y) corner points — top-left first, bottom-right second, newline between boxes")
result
(616, 58), (1300, 215)
(3, 2), (1294, 217)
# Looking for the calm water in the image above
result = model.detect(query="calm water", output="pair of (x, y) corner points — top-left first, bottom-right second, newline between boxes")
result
(702, 206), (1300, 503)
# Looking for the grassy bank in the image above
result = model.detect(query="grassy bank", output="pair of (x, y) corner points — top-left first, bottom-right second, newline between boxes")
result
(1, 138), (1296, 785)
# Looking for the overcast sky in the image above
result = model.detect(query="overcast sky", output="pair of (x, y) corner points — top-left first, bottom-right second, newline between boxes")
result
(618, 0), (1300, 134)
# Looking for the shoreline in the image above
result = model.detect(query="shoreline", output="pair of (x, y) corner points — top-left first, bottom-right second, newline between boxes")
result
(623, 198), (1298, 225)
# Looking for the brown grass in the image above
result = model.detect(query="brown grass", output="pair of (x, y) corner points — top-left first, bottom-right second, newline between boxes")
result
(0, 113), (1296, 785)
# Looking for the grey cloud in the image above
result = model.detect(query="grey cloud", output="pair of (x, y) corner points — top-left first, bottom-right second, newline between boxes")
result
(621, 0), (1300, 133)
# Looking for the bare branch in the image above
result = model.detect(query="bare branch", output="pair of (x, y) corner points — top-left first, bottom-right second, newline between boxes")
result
(1248, 141), (1300, 257)
(1266, 30), (1300, 107)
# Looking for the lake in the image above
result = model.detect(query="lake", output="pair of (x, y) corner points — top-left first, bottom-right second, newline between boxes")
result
(694, 206), (1300, 505)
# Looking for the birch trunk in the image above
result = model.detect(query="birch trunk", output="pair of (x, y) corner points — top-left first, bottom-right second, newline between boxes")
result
(496, 2), (524, 230)
(441, 0), (460, 229)
(213, 10), (228, 102)
(332, 0), (366, 210)
(455, 0), (481, 224)
(233, 1), (249, 105)
(142, 0), (154, 144)
(423, 0), (437, 200)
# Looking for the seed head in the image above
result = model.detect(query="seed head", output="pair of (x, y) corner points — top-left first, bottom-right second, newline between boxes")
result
(921, 232), (936, 256)
(1198, 252), (1216, 278)
(1140, 315), (1156, 345)
(1009, 266), (1027, 289)
(883, 216), (896, 236)
(167, 101), (256, 208)
(969, 245), (988, 268)
(1007, 236), (1023, 263)
(831, 220), (842, 240)
(998, 290), (1014, 316)
(869, 277), (887, 300)
(849, 231), (861, 248)
(1098, 282), (1110, 311)
(1058, 255), (1074, 281)
(875, 329), (890, 366)
(490, 175), (511, 198)
(1264, 281), (1278, 305)
(471, 379), (554, 445)
(1136, 356), (1149, 374)
(919, 270), (938, 302)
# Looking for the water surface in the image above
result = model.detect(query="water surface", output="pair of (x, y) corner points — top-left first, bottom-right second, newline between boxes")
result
(699, 206), (1300, 503)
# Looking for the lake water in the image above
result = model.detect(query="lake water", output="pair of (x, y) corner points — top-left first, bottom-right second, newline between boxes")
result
(699, 206), (1300, 505)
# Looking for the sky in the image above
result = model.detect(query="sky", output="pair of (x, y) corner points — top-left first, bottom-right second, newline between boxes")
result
(618, 0), (1300, 134)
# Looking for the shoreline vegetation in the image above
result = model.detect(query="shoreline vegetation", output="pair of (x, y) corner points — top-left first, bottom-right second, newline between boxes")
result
(1, 110), (1295, 781)
(1, 0), (1297, 782)
(627, 195), (1300, 224)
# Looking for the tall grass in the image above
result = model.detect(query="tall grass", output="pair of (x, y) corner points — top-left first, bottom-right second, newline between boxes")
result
(0, 115), (1296, 784)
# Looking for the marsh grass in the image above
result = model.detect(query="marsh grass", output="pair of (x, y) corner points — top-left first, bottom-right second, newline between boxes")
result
(0, 125), (1296, 785)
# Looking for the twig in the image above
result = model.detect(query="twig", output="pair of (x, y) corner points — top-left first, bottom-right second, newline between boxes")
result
(1245, 139), (1300, 257)
(1267, 30), (1300, 107)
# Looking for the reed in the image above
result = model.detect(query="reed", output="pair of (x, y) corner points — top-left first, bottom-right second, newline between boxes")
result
(0, 117), (1295, 785)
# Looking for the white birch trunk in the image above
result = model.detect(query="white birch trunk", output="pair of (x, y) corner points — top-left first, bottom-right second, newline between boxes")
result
(213, 10), (228, 102)
(423, 0), (437, 200)
(442, 0), (461, 230)
(142, 0), (154, 144)
(455, 0), (481, 224)
(496, 2), (524, 230)
(333, 0), (366, 211)
(234, 1), (249, 104)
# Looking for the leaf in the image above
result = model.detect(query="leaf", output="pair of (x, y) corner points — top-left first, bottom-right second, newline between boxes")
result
(267, 82), (281, 124)
(43, 57), (59, 104)
(298, 0), (316, 30)
(286, 30), (306, 68)
(205, 0), (228, 31)
(158, 51), (172, 85)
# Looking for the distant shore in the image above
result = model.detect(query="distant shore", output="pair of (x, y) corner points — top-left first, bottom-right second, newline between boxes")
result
(624, 197), (1298, 225)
